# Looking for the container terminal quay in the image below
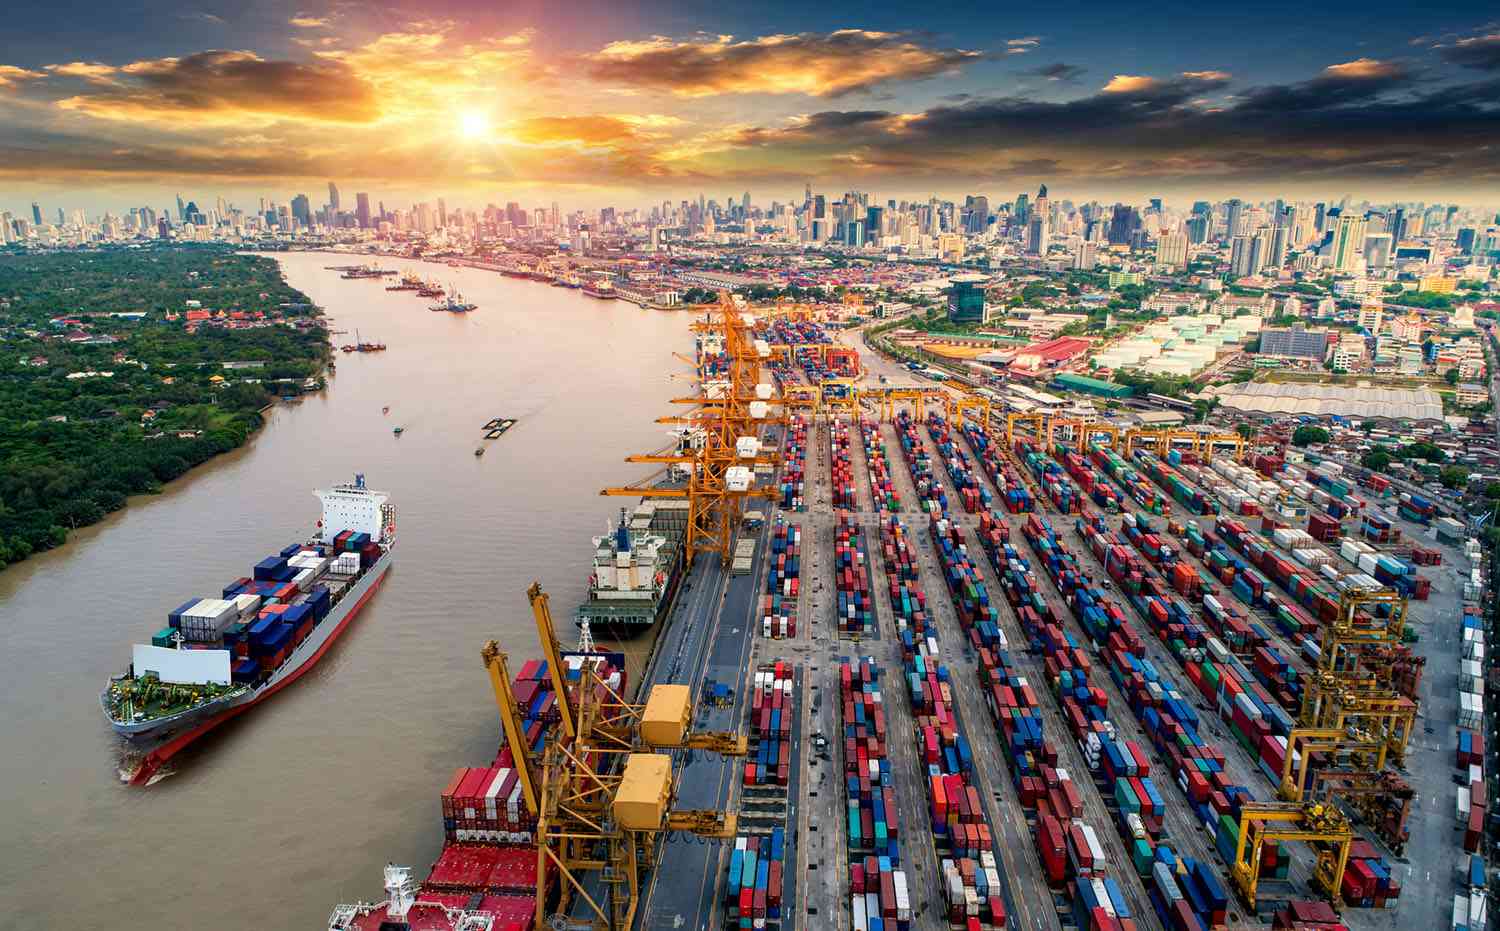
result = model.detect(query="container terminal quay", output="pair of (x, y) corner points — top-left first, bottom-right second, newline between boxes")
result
(328, 297), (1484, 931)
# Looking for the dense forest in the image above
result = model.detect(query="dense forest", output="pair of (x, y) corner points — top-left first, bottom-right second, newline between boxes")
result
(0, 246), (328, 569)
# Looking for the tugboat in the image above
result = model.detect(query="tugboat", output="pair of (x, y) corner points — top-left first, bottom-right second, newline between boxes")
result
(393, 426), (404, 436)
(429, 288), (477, 313)
(385, 271), (423, 292)
(416, 280), (445, 298)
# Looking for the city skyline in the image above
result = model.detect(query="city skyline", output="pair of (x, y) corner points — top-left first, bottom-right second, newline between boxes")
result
(2, 0), (1500, 204)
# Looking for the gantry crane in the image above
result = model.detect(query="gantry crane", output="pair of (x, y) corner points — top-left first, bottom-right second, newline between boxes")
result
(602, 294), (783, 566)
(535, 659), (746, 931)
(1231, 802), (1353, 909)
(1278, 727), (1388, 802)
(942, 390), (992, 431)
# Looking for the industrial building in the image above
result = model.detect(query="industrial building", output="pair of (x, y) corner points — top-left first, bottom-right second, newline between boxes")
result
(1090, 311), (1258, 377)
(1051, 372), (1132, 399)
(1011, 336), (1093, 372)
(1259, 327), (1331, 361)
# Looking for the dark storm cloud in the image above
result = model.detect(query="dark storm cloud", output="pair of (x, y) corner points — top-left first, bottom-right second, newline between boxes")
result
(718, 60), (1500, 185)
(1440, 33), (1500, 71)
(1029, 62), (1085, 82)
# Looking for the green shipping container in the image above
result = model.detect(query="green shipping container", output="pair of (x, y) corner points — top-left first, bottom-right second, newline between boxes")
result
(1115, 777), (1141, 813)
(1132, 838), (1155, 876)
(151, 627), (176, 647)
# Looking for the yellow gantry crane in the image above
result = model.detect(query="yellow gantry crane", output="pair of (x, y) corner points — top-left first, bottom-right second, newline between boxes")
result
(481, 583), (746, 931)
(602, 294), (782, 567)
(1278, 727), (1388, 802)
(534, 661), (745, 931)
(1231, 802), (1353, 908)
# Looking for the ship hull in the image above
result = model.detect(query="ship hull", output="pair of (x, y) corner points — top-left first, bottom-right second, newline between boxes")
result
(575, 546), (685, 638)
(116, 551), (393, 783)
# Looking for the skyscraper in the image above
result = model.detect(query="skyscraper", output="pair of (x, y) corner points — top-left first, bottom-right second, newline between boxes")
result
(437, 197), (447, 228)
(1185, 214), (1209, 245)
(30, 202), (42, 226)
(176, 194), (185, 221)
(1223, 198), (1244, 240)
(355, 192), (371, 229)
(1251, 226), (1276, 272)
(1332, 214), (1367, 273)
(1230, 235), (1255, 277)
(291, 194), (311, 228)
(1106, 205), (1139, 245)
(327, 182), (341, 214)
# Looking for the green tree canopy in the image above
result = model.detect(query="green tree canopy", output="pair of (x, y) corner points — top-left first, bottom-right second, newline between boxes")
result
(1291, 425), (1330, 446)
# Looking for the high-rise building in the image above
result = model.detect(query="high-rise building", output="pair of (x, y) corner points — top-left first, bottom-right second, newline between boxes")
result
(946, 274), (992, 324)
(327, 182), (341, 214)
(30, 202), (42, 226)
(355, 193), (371, 229)
(1106, 205), (1139, 245)
(1025, 215), (1048, 255)
(1363, 232), (1392, 269)
(1223, 198), (1244, 240)
(1230, 235), (1256, 277)
(1156, 232), (1188, 268)
(1267, 226), (1287, 269)
(1358, 303), (1384, 334)
(1332, 214), (1367, 273)
(437, 197), (447, 228)
(176, 195), (185, 221)
(1186, 214), (1209, 244)
(1250, 227), (1275, 272)
(1013, 193), (1029, 225)
(291, 194), (311, 228)
(1075, 240), (1098, 270)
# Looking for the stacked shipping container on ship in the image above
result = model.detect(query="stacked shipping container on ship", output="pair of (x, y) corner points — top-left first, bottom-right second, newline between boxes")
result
(861, 418), (902, 512)
(836, 510), (875, 636)
(728, 662), (796, 927)
(761, 519), (801, 639)
(838, 657), (915, 931)
(746, 663), (794, 787)
(960, 422), (1032, 513)
(330, 652), (628, 931)
(726, 829), (786, 929)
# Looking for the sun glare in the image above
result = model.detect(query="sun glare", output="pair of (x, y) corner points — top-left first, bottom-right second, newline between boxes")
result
(459, 111), (490, 139)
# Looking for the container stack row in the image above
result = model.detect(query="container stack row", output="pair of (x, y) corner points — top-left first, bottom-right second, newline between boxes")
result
(727, 830), (785, 929)
(1131, 451), (1219, 517)
(1090, 448), (1166, 516)
(1015, 439), (1084, 515)
(860, 418), (901, 512)
(1056, 443), (1122, 513)
(832, 418), (857, 509)
(780, 416), (807, 512)
(838, 656), (914, 931)
(1019, 511), (1243, 930)
(747, 663), (794, 787)
(926, 414), (992, 513)
(969, 524), (1161, 931)
(761, 520), (801, 640)
(836, 510), (875, 637)
(959, 422), (1031, 514)
(893, 410), (947, 515)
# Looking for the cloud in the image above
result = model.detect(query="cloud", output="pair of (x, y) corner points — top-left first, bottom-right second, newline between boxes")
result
(54, 49), (380, 124)
(1322, 57), (1404, 79)
(510, 115), (644, 146)
(584, 30), (980, 97)
(1440, 33), (1500, 70)
(702, 60), (1500, 188)
(1101, 74), (1158, 94)
(1030, 63), (1084, 82)
(289, 14), (331, 28)
(45, 61), (120, 83)
(180, 11), (225, 25)
(1006, 37), (1041, 55)
(0, 65), (44, 88)
(315, 26), (534, 120)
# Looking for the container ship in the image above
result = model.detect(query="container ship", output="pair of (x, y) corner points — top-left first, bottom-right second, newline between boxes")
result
(327, 623), (627, 931)
(101, 475), (395, 784)
(574, 501), (688, 636)
(582, 278), (616, 299)
(430, 289), (478, 313)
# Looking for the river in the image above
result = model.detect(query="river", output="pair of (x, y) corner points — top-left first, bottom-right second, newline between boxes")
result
(0, 252), (690, 928)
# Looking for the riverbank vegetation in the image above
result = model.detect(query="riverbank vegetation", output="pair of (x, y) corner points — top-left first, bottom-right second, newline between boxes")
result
(0, 247), (328, 569)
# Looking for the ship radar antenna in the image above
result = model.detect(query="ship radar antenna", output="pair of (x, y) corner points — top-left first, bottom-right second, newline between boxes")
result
(382, 864), (416, 921)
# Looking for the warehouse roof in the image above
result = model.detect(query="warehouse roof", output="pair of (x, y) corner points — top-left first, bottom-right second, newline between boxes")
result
(1205, 381), (1443, 421)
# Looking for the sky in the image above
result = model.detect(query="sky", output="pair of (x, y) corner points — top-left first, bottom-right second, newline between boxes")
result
(2, 0), (1499, 214)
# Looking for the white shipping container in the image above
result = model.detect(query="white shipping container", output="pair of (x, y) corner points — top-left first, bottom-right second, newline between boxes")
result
(1358, 553), (1380, 575)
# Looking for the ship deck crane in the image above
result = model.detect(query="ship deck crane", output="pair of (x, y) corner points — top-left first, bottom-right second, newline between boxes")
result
(1230, 802), (1353, 910)
(480, 643), (540, 815)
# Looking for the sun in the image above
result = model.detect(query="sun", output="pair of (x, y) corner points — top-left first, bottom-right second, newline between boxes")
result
(459, 111), (490, 139)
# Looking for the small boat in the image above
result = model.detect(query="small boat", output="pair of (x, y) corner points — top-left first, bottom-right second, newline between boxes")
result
(393, 426), (404, 436)
(382, 406), (390, 415)
(482, 418), (518, 440)
(474, 447), (485, 457)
